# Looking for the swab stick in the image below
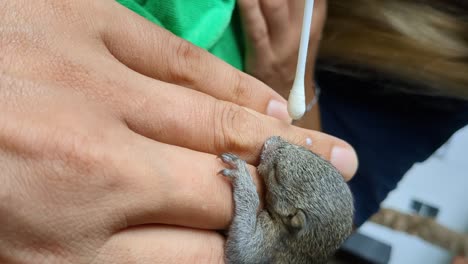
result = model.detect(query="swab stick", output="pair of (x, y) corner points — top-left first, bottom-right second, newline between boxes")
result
(288, 0), (315, 120)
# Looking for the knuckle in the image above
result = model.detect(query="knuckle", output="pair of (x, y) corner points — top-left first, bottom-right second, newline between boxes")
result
(54, 132), (128, 191)
(230, 71), (254, 104)
(47, 55), (94, 91)
(214, 102), (257, 154)
(250, 26), (269, 44)
(261, 0), (287, 13)
(167, 38), (201, 86)
(28, 124), (129, 194)
(1, 30), (95, 96)
(56, 133), (107, 174)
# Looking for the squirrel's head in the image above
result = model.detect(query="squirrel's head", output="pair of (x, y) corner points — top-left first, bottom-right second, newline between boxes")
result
(258, 136), (354, 260)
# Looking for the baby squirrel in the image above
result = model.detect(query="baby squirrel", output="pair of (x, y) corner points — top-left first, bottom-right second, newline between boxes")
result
(219, 136), (354, 264)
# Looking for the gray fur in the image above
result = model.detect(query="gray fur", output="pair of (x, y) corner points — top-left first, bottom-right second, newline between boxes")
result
(219, 136), (354, 264)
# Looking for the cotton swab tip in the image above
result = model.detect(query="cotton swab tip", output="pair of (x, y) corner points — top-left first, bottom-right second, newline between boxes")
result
(287, 0), (314, 121)
(287, 82), (306, 120)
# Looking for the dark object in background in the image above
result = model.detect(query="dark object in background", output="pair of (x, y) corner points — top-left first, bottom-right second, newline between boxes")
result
(333, 232), (392, 264)
(411, 199), (440, 218)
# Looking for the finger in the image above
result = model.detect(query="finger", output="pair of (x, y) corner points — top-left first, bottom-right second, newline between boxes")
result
(111, 67), (358, 180)
(259, 0), (290, 42)
(290, 0), (306, 23)
(237, 0), (272, 54)
(242, 107), (358, 180)
(115, 134), (263, 230)
(309, 0), (327, 42)
(100, 1), (290, 122)
(291, 0), (327, 41)
(452, 257), (468, 264)
(96, 226), (225, 264)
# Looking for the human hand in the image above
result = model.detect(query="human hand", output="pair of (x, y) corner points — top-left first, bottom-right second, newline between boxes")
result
(0, 0), (356, 263)
(453, 256), (468, 264)
(237, 0), (327, 129)
(237, 0), (326, 97)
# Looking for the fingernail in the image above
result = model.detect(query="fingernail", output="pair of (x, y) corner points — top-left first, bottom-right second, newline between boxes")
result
(330, 146), (359, 179)
(266, 99), (291, 122)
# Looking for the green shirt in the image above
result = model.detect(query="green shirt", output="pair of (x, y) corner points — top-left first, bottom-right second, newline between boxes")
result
(116, 0), (245, 70)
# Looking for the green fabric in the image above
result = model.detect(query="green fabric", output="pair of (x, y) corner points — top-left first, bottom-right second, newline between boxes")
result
(116, 0), (244, 70)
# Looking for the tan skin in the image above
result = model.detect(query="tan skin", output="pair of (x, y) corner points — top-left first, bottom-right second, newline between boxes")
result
(239, 0), (327, 131)
(453, 257), (468, 264)
(243, 1), (468, 262)
(0, 0), (357, 263)
(240, 0), (353, 177)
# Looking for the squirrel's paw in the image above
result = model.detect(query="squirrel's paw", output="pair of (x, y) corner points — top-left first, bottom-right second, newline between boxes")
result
(218, 153), (245, 179)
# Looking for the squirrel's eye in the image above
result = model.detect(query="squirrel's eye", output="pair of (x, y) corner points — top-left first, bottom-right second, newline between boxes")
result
(273, 165), (282, 186)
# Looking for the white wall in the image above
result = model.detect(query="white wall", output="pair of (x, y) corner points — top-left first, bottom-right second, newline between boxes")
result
(359, 125), (468, 264)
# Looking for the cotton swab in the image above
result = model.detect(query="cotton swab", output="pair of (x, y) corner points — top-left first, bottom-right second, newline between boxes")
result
(288, 0), (315, 120)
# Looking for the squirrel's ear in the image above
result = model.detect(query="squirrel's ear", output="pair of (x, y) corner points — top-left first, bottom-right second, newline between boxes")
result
(283, 210), (307, 233)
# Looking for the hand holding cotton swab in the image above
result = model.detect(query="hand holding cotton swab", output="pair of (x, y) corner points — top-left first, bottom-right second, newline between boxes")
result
(288, 0), (315, 120)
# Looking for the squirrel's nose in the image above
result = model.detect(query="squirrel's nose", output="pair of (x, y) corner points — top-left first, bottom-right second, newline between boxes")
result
(263, 136), (283, 151)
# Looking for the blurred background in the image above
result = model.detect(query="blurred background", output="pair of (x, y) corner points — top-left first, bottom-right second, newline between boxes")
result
(332, 125), (468, 264)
